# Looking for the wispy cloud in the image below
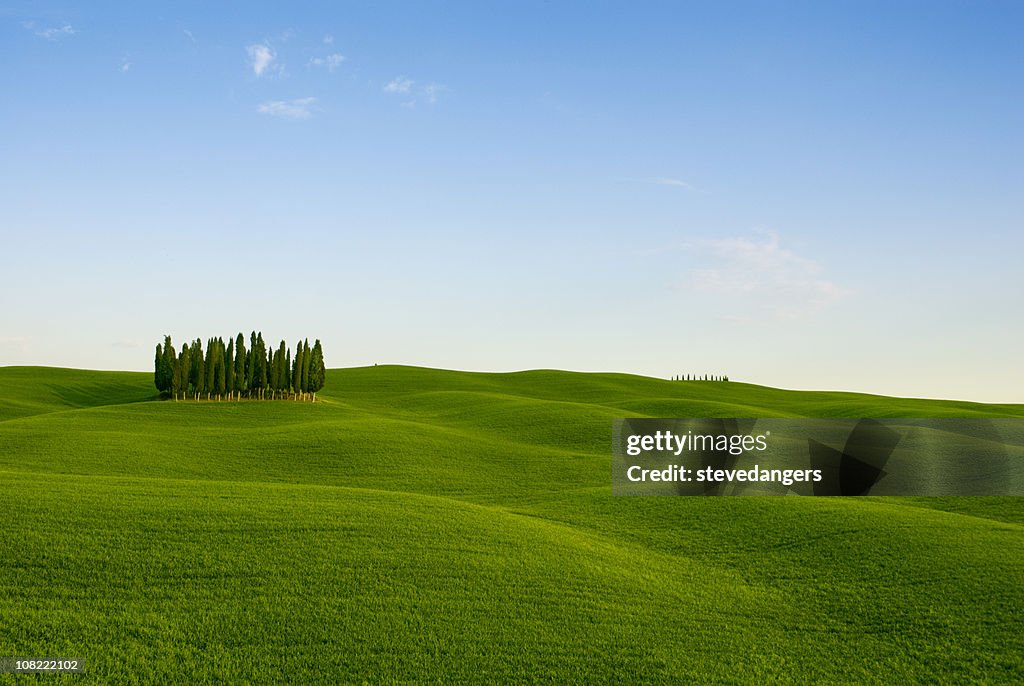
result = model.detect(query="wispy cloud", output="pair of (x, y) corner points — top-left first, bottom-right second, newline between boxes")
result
(384, 76), (414, 94)
(683, 231), (849, 320)
(182, 28), (196, 43)
(24, 21), (76, 40)
(257, 97), (317, 119)
(120, 61), (131, 73)
(309, 53), (345, 71)
(323, 34), (334, 45)
(422, 82), (443, 104)
(384, 78), (446, 107)
(247, 43), (276, 77)
(650, 178), (708, 194)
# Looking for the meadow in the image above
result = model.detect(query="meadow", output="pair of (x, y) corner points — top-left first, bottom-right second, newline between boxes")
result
(1, 365), (1022, 683)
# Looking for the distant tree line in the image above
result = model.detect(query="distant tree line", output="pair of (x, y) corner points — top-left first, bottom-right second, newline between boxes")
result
(155, 332), (325, 402)
(672, 374), (729, 382)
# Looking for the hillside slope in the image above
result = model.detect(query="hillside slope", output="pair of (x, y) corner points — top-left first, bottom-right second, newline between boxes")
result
(0, 365), (1021, 683)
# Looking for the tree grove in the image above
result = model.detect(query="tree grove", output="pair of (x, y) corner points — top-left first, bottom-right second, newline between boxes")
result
(155, 332), (325, 401)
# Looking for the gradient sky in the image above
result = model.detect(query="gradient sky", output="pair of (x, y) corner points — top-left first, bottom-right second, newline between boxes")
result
(2, 1), (1021, 402)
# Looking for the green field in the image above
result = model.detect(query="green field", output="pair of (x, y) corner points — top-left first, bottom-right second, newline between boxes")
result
(1, 365), (1022, 683)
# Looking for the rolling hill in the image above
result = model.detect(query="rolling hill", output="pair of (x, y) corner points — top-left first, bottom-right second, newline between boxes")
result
(1, 365), (1021, 683)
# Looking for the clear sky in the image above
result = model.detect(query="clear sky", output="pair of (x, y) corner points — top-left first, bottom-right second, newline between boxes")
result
(2, 1), (1021, 402)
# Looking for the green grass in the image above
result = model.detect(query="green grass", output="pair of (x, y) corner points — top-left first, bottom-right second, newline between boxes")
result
(1, 365), (1022, 683)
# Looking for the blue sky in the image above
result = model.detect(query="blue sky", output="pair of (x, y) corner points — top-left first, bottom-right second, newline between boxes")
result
(2, 1), (1021, 402)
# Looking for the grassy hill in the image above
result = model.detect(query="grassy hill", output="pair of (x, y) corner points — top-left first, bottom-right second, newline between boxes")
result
(1, 365), (1022, 683)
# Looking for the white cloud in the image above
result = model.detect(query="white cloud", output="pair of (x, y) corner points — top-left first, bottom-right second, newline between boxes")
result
(247, 43), (275, 76)
(684, 231), (849, 320)
(384, 76), (414, 94)
(651, 178), (707, 194)
(309, 53), (345, 71)
(183, 28), (196, 43)
(384, 78), (446, 107)
(120, 61), (131, 73)
(323, 34), (334, 44)
(257, 97), (317, 119)
(24, 22), (76, 40)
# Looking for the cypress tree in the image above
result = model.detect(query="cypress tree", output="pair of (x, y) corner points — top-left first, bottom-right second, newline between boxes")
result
(269, 347), (279, 399)
(234, 333), (246, 398)
(293, 340), (304, 400)
(154, 342), (163, 392)
(276, 341), (287, 399)
(285, 349), (291, 398)
(205, 338), (216, 400)
(171, 345), (180, 401)
(301, 337), (312, 400)
(177, 343), (191, 401)
(249, 332), (259, 398)
(208, 338), (217, 399)
(162, 336), (176, 393)
(154, 336), (175, 395)
(267, 346), (275, 399)
(257, 332), (268, 399)
(225, 339), (235, 401)
(308, 339), (326, 402)
(186, 340), (195, 397)
(246, 331), (257, 397)
(215, 338), (226, 400)
(192, 339), (205, 399)
(169, 349), (181, 400)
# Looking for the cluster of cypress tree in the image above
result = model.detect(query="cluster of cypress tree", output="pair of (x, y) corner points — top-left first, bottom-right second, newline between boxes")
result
(155, 333), (325, 402)
(671, 374), (729, 382)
